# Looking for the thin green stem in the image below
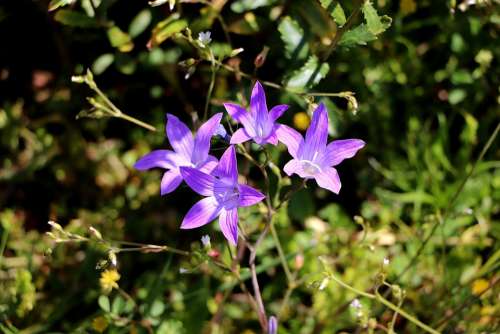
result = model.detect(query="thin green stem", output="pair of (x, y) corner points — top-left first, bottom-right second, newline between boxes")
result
(328, 272), (441, 334)
(203, 49), (218, 121)
(269, 222), (293, 283)
(0, 227), (9, 268)
(396, 122), (500, 281)
(118, 113), (157, 132)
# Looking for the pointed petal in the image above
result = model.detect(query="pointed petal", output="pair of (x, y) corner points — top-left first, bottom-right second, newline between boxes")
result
(303, 103), (329, 159)
(224, 103), (256, 137)
(160, 170), (183, 195)
(213, 146), (238, 182)
(238, 184), (265, 207)
(230, 128), (251, 144)
(166, 114), (194, 159)
(283, 159), (305, 177)
(269, 104), (289, 122)
(324, 139), (365, 166)
(192, 113), (222, 164)
(219, 208), (238, 245)
(181, 197), (220, 229)
(275, 124), (303, 158)
(265, 132), (278, 145)
(198, 155), (218, 173)
(180, 167), (215, 196)
(134, 150), (179, 170)
(314, 167), (341, 194)
(250, 81), (268, 128)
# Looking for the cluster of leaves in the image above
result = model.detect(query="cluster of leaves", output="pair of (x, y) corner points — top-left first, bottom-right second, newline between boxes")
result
(0, 0), (499, 333)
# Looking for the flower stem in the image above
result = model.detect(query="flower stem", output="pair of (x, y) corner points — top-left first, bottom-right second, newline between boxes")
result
(328, 272), (441, 334)
(269, 222), (293, 283)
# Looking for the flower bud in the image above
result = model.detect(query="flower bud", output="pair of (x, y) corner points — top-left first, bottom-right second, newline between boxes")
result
(268, 315), (278, 334)
(254, 46), (269, 68)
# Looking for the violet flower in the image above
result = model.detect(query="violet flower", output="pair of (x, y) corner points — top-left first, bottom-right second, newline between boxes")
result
(134, 113), (222, 195)
(277, 103), (365, 194)
(179, 146), (265, 245)
(224, 81), (289, 146)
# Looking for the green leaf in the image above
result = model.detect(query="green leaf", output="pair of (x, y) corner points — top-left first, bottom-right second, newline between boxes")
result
(148, 13), (188, 48)
(362, 1), (386, 34)
(111, 296), (125, 315)
(230, 0), (277, 13)
(48, 0), (75, 11)
(338, 24), (376, 48)
(53, 9), (99, 28)
(107, 26), (134, 52)
(129, 9), (152, 38)
(98, 295), (110, 312)
(92, 54), (114, 75)
(286, 55), (330, 91)
(278, 17), (309, 60)
(319, 0), (346, 26)
(448, 89), (466, 105)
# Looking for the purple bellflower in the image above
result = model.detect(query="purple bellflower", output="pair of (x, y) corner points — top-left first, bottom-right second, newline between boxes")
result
(277, 103), (365, 194)
(134, 113), (222, 195)
(224, 81), (289, 146)
(179, 146), (265, 245)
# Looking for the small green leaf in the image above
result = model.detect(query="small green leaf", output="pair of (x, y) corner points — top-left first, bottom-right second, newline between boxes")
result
(285, 55), (330, 91)
(230, 0), (277, 13)
(362, 1), (383, 34)
(278, 17), (309, 60)
(107, 26), (134, 52)
(48, 0), (75, 11)
(149, 299), (165, 317)
(129, 9), (152, 38)
(92, 54), (114, 75)
(111, 296), (125, 315)
(148, 13), (188, 48)
(98, 295), (110, 312)
(319, 0), (346, 26)
(339, 24), (375, 47)
(53, 9), (99, 28)
(448, 89), (466, 105)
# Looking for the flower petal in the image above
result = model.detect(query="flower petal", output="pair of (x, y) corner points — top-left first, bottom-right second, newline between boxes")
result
(238, 184), (265, 207)
(269, 104), (289, 122)
(134, 150), (179, 170)
(160, 170), (183, 195)
(166, 114), (194, 159)
(314, 167), (341, 194)
(219, 208), (238, 245)
(192, 113), (222, 165)
(224, 103), (256, 137)
(250, 81), (268, 128)
(199, 155), (218, 173)
(180, 167), (215, 196)
(283, 159), (304, 177)
(181, 197), (220, 229)
(303, 103), (328, 159)
(275, 124), (303, 158)
(213, 145), (238, 182)
(265, 132), (279, 145)
(324, 139), (365, 166)
(230, 128), (251, 144)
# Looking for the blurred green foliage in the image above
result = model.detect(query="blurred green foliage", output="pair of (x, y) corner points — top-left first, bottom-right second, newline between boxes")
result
(0, 0), (499, 333)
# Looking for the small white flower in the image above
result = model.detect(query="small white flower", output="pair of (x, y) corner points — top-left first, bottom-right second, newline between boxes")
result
(179, 267), (188, 274)
(198, 31), (212, 46)
(350, 299), (362, 309)
(383, 257), (390, 266)
(201, 235), (211, 248)
(319, 278), (329, 290)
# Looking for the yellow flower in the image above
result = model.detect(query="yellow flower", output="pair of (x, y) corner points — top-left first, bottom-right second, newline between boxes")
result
(293, 112), (310, 131)
(92, 316), (108, 333)
(400, 0), (417, 15)
(99, 269), (120, 293)
(471, 278), (489, 296)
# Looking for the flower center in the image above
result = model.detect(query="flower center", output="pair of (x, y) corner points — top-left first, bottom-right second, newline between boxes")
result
(300, 160), (322, 176)
(214, 179), (240, 209)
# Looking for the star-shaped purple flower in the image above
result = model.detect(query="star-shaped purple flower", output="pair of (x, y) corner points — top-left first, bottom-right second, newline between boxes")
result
(179, 146), (265, 245)
(223, 81), (289, 146)
(277, 103), (365, 194)
(134, 113), (222, 195)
